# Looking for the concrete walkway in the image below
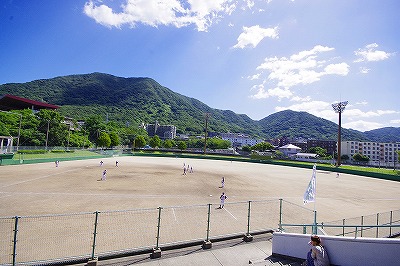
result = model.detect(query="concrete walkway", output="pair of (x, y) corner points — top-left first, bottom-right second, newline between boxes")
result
(92, 234), (303, 266)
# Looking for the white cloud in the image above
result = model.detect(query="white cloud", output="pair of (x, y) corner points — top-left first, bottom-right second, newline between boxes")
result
(354, 43), (393, 62)
(359, 67), (370, 74)
(324, 63), (349, 76)
(275, 100), (331, 117)
(248, 73), (261, 80)
(290, 45), (333, 61)
(345, 108), (398, 118)
(232, 25), (279, 49)
(83, 0), (238, 31)
(250, 84), (292, 99)
(391, 119), (400, 125)
(272, 100), (398, 131)
(355, 101), (368, 106)
(251, 45), (349, 99)
(290, 95), (311, 102)
(342, 120), (383, 132)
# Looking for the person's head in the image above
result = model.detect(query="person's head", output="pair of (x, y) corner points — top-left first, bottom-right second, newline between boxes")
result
(310, 235), (321, 246)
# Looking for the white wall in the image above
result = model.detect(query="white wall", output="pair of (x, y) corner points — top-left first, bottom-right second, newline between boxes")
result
(272, 232), (400, 266)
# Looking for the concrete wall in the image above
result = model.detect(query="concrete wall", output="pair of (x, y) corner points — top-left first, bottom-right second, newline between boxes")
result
(272, 232), (400, 266)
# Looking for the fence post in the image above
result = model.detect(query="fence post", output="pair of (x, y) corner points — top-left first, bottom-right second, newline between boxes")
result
(342, 219), (345, 236)
(361, 216), (364, 237)
(244, 201), (253, 242)
(313, 210), (317, 235)
(12, 216), (19, 266)
(376, 213), (379, 238)
(202, 204), (212, 249)
(90, 211), (99, 261)
(279, 199), (283, 231)
(151, 207), (162, 258)
(389, 211), (393, 237)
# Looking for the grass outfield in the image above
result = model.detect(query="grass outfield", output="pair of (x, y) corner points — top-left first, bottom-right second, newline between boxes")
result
(13, 149), (101, 159)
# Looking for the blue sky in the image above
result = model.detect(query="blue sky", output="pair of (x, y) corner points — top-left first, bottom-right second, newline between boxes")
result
(1, 0), (399, 132)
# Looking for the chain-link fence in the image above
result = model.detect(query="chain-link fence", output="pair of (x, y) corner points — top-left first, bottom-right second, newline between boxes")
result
(2, 200), (398, 265)
(0, 199), (312, 265)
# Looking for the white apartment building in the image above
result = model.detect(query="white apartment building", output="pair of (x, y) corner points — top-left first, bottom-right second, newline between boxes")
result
(341, 141), (399, 166)
(220, 133), (263, 147)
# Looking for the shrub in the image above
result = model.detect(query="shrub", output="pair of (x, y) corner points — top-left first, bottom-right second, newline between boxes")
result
(17, 150), (47, 154)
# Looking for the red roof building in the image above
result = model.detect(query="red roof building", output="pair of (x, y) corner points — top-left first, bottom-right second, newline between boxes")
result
(0, 94), (59, 111)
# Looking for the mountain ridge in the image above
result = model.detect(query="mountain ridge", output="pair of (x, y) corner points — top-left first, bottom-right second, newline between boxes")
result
(1, 72), (399, 142)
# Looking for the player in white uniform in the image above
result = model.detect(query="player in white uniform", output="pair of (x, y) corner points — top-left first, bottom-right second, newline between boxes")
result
(101, 169), (107, 181)
(219, 192), (227, 208)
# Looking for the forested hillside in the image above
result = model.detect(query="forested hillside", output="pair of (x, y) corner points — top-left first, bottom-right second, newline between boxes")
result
(1, 72), (399, 142)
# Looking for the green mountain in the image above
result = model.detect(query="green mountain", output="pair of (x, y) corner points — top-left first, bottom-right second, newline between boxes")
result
(0, 73), (263, 136)
(258, 110), (369, 141)
(0, 72), (398, 142)
(364, 127), (400, 143)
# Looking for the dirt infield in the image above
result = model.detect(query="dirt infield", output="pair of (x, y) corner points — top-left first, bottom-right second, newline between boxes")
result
(1, 156), (399, 221)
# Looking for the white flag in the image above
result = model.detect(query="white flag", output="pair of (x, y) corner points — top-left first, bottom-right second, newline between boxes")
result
(303, 164), (316, 204)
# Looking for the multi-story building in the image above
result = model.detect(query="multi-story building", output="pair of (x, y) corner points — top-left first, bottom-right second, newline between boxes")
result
(341, 141), (399, 165)
(307, 139), (337, 155)
(220, 133), (263, 147)
(146, 121), (176, 139)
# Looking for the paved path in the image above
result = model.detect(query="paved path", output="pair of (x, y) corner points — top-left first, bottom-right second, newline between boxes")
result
(92, 234), (303, 266)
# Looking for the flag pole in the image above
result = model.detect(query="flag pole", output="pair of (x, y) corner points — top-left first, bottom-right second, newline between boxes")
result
(313, 164), (317, 234)
(303, 163), (318, 234)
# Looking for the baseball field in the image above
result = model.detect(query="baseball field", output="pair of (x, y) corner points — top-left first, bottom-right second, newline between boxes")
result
(1, 155), (399, 222)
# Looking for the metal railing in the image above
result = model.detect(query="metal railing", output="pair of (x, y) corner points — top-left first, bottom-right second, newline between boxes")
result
(2, 200), (398, 266)
(279, 209), (400, 238)
(0, 199), (309, 265)
(279, 223), (400, 238)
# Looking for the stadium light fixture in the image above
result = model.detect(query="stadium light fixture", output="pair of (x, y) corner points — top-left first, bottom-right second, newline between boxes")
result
(332, 101), (348, 166)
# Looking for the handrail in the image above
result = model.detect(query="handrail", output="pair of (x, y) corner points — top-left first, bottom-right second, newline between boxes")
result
(280, 224), (400, 228)
(279, 223), (400, 238)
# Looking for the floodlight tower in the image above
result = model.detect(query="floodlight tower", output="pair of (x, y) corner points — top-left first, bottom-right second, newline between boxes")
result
(332, 101), (348, 166)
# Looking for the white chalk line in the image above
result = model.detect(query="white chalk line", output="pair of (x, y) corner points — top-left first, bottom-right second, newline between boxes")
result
(0, 193), (13, 199)
(224, 208), (237, 220)
(171, 208), (178, 222)
(0, 168), (83, 188)
(0, 191), (207, 199)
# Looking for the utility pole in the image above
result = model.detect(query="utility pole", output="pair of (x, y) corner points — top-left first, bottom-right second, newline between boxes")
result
(332, 101), (348, 166)
(45, 120), (50, 151)
(204, 113), (210, 155)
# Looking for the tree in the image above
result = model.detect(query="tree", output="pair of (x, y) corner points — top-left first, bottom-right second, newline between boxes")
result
(109, 132), (120, 147)
(274, 150), (284, 158)
(134, 135), (146, 148)
(97, 131), (111, 148)
(149, 135), (161, 148)
(353, 153), (369, 163)
(37, 109), (69, 146)
(17, 109), (43, 146)
(241, 145), (252, 152)
(309, 147), (327, 157)
(341, 154), (350, 161)
(207, 137), (231, 149)
(252, 142), (274, 152)
(84, 115), (106, 143)
(177, 141), (187, 151)
(163, 139), (175, 149)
